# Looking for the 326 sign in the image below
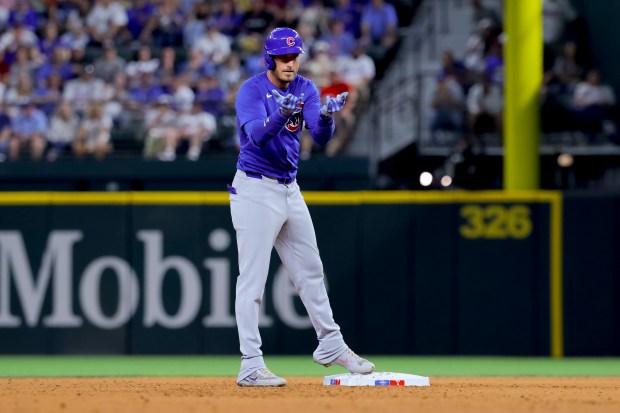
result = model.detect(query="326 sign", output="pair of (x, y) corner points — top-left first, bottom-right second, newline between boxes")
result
(459, 204), (533, 239)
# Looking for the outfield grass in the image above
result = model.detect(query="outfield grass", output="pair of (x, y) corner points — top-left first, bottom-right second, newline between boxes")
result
(1, 356), (620, 378)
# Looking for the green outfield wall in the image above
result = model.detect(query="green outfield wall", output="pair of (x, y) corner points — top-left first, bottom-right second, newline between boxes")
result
(0, 191), (617, 356)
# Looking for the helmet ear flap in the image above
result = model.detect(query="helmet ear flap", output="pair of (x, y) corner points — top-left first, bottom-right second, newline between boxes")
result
(264, 52), (275, 70)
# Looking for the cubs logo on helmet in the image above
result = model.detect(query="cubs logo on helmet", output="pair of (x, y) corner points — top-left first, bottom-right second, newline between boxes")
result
(264, 27), (305, 70)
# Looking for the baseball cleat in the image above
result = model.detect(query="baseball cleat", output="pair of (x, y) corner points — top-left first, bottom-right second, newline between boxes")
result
(321, 347), (375, 374)
(237, 368), (287, 387)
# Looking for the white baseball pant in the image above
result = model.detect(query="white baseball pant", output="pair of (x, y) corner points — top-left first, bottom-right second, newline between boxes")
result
(230, 170), (346, 382)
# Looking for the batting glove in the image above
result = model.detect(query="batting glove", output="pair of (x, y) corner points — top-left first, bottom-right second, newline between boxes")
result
(272, 89), (304, 116)
(320, 92), (349, 117)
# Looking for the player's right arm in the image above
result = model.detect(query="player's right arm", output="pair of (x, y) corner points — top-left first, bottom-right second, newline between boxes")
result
(235, 82), (290, 148)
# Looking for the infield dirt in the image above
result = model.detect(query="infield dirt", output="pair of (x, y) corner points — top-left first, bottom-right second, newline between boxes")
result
(1, 377), (619, 413)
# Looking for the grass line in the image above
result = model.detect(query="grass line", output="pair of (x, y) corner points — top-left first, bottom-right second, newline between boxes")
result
(1, 356), (619, 378)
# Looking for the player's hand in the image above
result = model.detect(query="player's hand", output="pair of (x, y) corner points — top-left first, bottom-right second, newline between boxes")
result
(272, 89), (304, 116)
(320, 92), (349, 117)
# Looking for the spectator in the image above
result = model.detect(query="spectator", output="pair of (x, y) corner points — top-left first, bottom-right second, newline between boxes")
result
(123, 0), (156, 44)
(240, 0), (274, 36)
(179, 48), (214, 87)
(47, 100), (80, 161)
(7, 0), (39, 31)
(238, 0), (274, 54)
(299, 0), (330, 37)
(85, 0), (129, 47)
(5, 72), (36, 115)
(321, 69), (355, 101)
(38, 21), (62, 60)
(140, 0), (185, 48)
(541, 42), (581, 133)
(331, 0), (362, 39)
(192, 21), (232, 66)
(337, 42), (375, 112)
(272, 0), (302, 31)
(93, 41), (126, 83)
(305, 41), (333, 89)
(221, 76), (241, 149)
(213, 0), (242, 40)
(572, 69), (617, 142)
(550, 41), (583, 90)
(142, 94), (178, 160)
(33, 72), (64, 117)
(9, 100), (48, 161)
(543, 0), (577, 68)
(175, 100), (217, 161)
(46, 1), (90, 27)
(360, 0), (398, 60)
(573, 70), (615, 109)
(74, 101), (112, 160)
(154, 46), (179, 85)
(429, 74), (465, 144)
(58, 15), (89, 63)
(125, 44), (159, 87)
(468, 0), (502, 33)
(8, 46), (40, 87)
(102, 72), (131, 126)
(463, 18), (500, 76)
(439, 50), (471, 94)
(63, 64), (107, 116)
(167, 75), (195, 113)
(183, 1), (210, 48)
(299, 66), (356, 160)
(321, 69), (356, 156)
(243, 50), (266, 76)
(0, 22), (38, 65)
(321, 18), (357, 58)
(127, 72), (165, 110)
(177, 0), (197, 15)
(0, 4), (9, 31)
(295, 21), (318, 59)
(194, 74), (226, 117)
(483, 42), (503, 85)
(217, 51), (245, 92)
(466, 74), (503, 139)
(36, 46), (73, 87)
(0, 103), (12, 161)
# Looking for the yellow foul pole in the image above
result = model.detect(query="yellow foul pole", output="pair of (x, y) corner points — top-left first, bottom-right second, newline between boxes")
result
(504, 0), (542, 189)
(505, 0), (564, 358)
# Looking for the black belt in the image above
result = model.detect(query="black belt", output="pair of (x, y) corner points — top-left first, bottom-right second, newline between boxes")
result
(244, 171), (294, 185)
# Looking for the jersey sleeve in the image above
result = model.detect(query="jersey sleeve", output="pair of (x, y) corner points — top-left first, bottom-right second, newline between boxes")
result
(302, 81), (335, 146)
(235, 81), (265, 128)
(235, 80), (289, 147)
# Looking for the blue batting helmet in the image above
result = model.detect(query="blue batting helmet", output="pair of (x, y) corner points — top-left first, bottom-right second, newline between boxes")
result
(264, 27), (305, 70)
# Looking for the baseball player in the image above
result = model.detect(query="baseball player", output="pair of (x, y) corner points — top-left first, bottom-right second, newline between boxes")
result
(229, 27), (374, 387)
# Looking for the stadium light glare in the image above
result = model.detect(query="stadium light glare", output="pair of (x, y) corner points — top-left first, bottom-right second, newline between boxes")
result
(420, 172), (433, 187)
(557, 153), (574, 168)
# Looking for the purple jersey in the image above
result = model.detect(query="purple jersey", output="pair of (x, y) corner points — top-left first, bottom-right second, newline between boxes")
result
(235, 72), (334, 182)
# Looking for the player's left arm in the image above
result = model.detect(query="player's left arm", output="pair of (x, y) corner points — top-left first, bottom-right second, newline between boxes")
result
(303, 84), (338, 146)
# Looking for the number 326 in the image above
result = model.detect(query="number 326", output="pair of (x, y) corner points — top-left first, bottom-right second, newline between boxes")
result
(459, 204), (532, 239)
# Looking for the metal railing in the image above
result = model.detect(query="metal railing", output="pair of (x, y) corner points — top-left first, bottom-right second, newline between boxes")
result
(357, 0), (454, 174)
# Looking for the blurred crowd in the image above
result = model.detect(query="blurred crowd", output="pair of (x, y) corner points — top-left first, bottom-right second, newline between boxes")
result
(0, 0), (409, 162)
(428, 0), (619, 148)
